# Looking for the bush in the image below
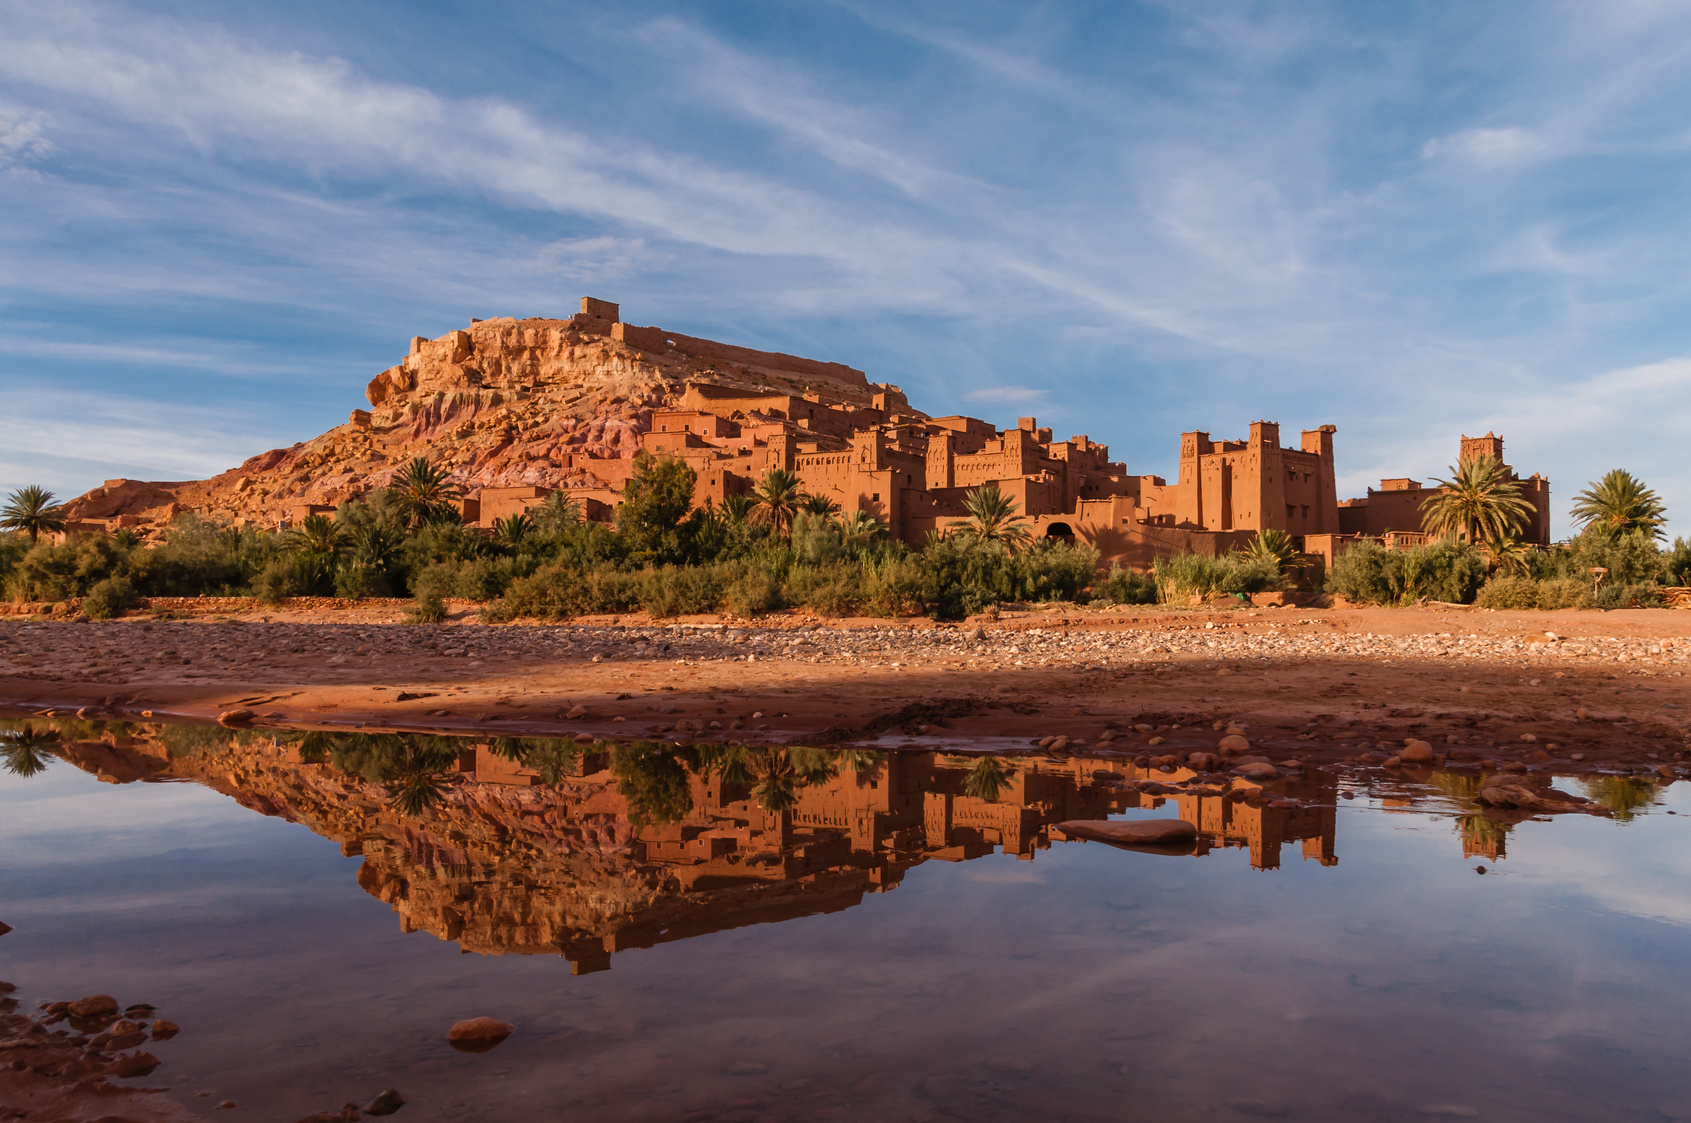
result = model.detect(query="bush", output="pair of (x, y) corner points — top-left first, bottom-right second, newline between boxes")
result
(9, 535), (132, 601)
(405, 589), (448, 624)
(785, 564), (862, 616)
(334, 564), (393, 599)
(1597, 582), (1662, 609)
(640, 566), (722, 617)
(1154, 551), (1280, 602)
(1535, 577), (1593, 610)
(252, 557), (315, 604)
(1093, 565), (1158, 605)
(82, 576), (137, 620)
(1474, 575), (1539, 610)
(1011, 541), (1100, 603)
(1327, 538), (1485, 605)
(724, 565), (784, 617)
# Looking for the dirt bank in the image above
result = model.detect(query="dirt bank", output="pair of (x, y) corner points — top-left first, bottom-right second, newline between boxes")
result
(2, 605), (1689, 774)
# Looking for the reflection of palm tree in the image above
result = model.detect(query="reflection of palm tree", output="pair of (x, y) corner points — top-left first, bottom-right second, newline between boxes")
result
(788, 746), (839, 787)
(1, 724), (60, 777)
(963, 755), (1015, 802)
(381, 741), (461, 816)
(1579, 776), (1661, 821)
(747, 749), (798, 813)
(837, 748), (884, 777)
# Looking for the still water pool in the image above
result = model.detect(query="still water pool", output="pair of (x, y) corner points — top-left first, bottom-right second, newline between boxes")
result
(2, 723), (1690, 1122)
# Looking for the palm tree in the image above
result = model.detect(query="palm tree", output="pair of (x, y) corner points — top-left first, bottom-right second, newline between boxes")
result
(1239, 528), (1297, 572)
(949, 486), (1032, 551)
(1, 724), (60, 777)
(750, 468), (805, 539)
(492, 512), (533, 547)
(1570, 469), (1667, 540)
(720, 494), (757, 525)
(1480, 529), (1530, 575)
(839, 510), (888, 558)
(802, 494), (842, 517)
(1, 486), (66, 544)
(1420, 454), (1532, 544)
(390, 458), (461, 529)
(532, 491), (582, 535)
(282, 513), (350, 559)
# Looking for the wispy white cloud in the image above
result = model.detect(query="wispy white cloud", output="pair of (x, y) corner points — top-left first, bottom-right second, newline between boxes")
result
(965, 386), (1047, 404)
(1423, 126), (1547, 167)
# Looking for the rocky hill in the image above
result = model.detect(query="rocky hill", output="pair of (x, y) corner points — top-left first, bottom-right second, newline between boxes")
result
(62, 298), (885, 533)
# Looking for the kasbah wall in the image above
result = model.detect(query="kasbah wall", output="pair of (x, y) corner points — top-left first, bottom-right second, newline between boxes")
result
(63, 296), (1553, 572)
(470, 299), (1552, 572)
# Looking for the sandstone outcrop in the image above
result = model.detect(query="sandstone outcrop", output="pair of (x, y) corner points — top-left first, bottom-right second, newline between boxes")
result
(58, 299), (880, 535)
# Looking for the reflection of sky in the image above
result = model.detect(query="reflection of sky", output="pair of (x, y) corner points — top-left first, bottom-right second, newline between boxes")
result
(4, 761), (1691, 1122)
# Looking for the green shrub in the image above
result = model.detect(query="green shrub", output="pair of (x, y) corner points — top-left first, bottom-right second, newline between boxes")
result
(785, 564), (862, 616)
(1474, 575), (1539, 610)
(9, 535), (132, 601)
(724, 565), (784, 617)
(334, 564), (393, 599)
(1597, 582), (1662, 609)
(1154, 551), (1279, 601)
(82, 576), (137, 620)
(1011, 541), (1100, 603)
(252, 557), (316, 604)
(406, 590), (448, 624)
(1535, 577), (1593, 610)
(640, 566), (722, 617)
(1328, 538), (1484, 605)
(1093, 565), (1158, 605)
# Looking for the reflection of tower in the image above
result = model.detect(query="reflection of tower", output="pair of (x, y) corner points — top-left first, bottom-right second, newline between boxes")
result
(1459, 815), (1508, 862)
(1175, 772), (1338, 870)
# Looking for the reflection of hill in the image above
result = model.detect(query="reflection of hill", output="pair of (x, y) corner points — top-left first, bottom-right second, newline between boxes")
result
(34, 723), (1340, 972)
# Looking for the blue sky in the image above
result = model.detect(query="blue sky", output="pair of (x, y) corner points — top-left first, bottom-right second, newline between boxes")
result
(3, 0), (1690, 540)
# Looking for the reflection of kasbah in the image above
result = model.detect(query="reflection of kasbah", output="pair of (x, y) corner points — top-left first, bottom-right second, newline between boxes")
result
(36, 723), (1336, 973)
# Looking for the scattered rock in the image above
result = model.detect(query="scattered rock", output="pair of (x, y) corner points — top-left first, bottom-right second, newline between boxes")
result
(1233, 762), (1279, 780)
(217, 708), (255, 726)
(151, 1019), (180, 1039)
(448, 1016), (515, 1053)
(108, 1051), (162, 1078)
(68, 995), (120, 1019)
(566, 704), (588, 719)
(1218, 734), (1250, 755)
(1399, 740), (1435, 764)
(363, 1088), (407, 1116)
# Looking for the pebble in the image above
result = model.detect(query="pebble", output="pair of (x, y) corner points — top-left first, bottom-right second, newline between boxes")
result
(67, 994), (119, 1019)
(1400, 740), (1436, 764)
(1218, 734), (1251, 755)
(363, 1088), (407, 1116)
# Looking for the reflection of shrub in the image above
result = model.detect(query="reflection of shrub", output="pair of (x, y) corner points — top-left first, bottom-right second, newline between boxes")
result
(612, 743), (694, 826)
(83, 576), (137, 620)
(1474, 575), (1539, 610)
(1093, 565), (1158, 605)
(156, 723), (234, 759)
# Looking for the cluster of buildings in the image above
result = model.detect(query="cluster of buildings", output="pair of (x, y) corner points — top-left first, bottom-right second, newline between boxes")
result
(459, 302), (1551, 570)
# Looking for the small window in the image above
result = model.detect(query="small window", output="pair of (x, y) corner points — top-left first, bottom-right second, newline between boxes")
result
(872, 493), (880, 502)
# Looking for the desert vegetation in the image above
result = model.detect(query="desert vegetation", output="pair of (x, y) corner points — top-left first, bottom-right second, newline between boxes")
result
(2, 461), (1681, 620)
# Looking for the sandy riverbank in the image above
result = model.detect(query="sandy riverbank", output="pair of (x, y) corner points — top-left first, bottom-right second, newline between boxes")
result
(3, 604), (1690, 773)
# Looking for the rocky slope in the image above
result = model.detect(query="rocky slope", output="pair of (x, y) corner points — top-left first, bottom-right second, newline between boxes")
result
(61, 301), (880, 533)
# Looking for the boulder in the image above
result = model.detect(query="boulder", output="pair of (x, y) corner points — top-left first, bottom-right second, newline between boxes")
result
(448, 1016), (515, 1053)
(1053, 819), (1197, 846)
(1234, 762), (1279, 780)
(218, 708), (255, 727)
(364, 1089), (407, 1116)
(1218, 734), (1250, 755)
(68, 995), (119, 1019)
(107, 1051), (162, 1078)
(1399, 740), (1435, 764)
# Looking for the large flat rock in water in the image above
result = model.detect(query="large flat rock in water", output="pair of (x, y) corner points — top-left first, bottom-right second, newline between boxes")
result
(1054, 819), (1198, 846)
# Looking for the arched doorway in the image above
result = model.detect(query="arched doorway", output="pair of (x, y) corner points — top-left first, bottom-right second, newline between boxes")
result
(1044, 522), (1075, 542)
